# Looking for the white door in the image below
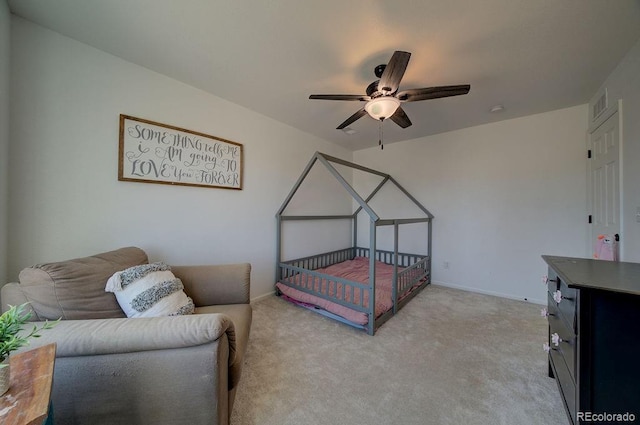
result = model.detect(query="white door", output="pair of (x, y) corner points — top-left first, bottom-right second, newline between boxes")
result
(588, 109), (621, 259)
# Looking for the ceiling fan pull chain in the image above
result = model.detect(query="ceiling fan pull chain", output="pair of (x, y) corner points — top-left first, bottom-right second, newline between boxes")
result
(379, 119), (384, 150)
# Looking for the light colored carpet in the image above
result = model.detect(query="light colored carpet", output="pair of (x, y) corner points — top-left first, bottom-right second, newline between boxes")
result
(231, 285), (569, 425)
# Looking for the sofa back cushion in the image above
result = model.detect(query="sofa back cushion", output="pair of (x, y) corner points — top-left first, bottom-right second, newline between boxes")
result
(18, 247), (148, 320)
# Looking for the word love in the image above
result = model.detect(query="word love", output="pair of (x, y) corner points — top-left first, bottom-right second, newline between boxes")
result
(128, 158), (239, 187)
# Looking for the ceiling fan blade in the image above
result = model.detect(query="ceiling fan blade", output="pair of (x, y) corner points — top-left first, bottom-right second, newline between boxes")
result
(397, 85), (470, 102)
(378, 51), (411, 94)
(309, 94), (370, 101)
(337, 108), (368, 129)
(389, 106), (412, 128)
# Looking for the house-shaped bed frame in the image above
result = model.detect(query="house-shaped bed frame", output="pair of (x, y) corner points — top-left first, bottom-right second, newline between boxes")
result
(276, 152), (433, 335)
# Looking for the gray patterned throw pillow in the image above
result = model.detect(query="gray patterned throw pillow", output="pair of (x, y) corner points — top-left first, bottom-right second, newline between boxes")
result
(105, 262), (195, 318)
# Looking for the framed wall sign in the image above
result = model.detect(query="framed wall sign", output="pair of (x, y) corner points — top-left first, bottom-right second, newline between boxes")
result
(118, 114), (243, 190)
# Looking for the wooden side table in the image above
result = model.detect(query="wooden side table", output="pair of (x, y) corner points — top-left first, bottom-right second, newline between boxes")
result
(0, 343), (56, 425)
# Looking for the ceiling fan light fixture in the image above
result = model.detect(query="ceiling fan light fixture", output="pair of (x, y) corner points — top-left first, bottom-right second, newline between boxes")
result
(364, 96), (400, 121)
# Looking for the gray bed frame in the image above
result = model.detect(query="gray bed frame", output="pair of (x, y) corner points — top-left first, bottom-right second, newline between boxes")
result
(276, 152), (433, 335)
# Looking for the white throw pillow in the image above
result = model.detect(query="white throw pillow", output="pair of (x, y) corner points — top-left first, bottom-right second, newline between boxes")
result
(105, 262), (194, 318)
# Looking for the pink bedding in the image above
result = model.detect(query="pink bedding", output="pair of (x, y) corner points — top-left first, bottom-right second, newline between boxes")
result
(276, 257), (397, 325)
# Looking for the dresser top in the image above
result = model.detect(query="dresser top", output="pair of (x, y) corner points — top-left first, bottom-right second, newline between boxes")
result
(542, 255), (640, 296)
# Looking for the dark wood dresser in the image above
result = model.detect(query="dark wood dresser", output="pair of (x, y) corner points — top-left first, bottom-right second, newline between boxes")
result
(542, 255), (640, 425)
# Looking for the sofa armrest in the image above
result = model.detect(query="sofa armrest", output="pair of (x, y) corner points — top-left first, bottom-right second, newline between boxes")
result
(172, 263), (251, 306)
(1, 282), (33, 314)
(24, 315), (239, 425)
(18, 314), (236, 362)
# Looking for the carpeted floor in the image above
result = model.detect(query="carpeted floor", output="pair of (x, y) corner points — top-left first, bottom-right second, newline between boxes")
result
(230, 285), (569, 425)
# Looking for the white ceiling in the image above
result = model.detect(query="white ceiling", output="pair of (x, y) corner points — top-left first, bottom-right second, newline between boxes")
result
(8, 0), (640, 151)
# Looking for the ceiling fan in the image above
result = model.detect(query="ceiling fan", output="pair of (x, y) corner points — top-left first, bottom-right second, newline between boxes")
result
(309, 51), (471, 132)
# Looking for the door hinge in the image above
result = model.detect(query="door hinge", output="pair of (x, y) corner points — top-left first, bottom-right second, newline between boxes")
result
(588, 215), (592, 224)
(588, 150), (592, 159)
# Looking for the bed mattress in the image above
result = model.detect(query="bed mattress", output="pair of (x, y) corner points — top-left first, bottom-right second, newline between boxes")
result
(276, 256), (399, 325)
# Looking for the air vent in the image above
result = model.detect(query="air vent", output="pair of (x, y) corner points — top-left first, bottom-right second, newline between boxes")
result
(591, 88), (608, 122)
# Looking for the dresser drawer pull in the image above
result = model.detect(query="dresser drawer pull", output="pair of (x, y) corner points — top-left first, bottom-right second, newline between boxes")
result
(543, 342), (556, 353)
(552, 290), (574, 304)
(540, 307), (554, 317)
(542, 275), (558, 284)
(553, 290), (562, 303)
(551, 332), (568, 347)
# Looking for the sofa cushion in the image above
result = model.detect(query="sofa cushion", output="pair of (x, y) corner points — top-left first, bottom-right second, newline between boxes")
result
(105, 262), (195, 318)
(18, 247), (148, 320)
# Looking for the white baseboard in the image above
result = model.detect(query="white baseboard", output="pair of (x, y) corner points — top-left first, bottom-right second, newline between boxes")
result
(431, 280), (546, 305)
(251, 291), (275, 304)
(251, 284), (547, 306)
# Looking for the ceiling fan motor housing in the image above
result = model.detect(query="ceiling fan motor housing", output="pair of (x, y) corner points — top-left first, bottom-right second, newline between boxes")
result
(366, 80), (380, 97)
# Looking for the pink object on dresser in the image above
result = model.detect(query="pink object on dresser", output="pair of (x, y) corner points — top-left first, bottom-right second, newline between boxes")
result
(594, 234), (617, 261)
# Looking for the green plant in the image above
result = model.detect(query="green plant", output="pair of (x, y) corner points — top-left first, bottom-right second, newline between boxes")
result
(0, 303), (59, 367)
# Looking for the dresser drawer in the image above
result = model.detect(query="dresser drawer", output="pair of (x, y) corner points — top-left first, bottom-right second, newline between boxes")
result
(548, 293), (576, 379)
(543, 255), (640, 425)
(549, 345), (576, 424)
(548, 269), (577, 331)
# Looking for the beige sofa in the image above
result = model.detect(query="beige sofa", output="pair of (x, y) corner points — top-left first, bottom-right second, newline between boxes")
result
(0, 247), (252, 425)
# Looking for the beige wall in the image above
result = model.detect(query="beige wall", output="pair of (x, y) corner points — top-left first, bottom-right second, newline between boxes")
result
(0, 0), (10, 284)
(353, 36), (640, 303)
(5, 9), (640, 303)
(8, 16), (352, 298)
(355, 105), (588, 304)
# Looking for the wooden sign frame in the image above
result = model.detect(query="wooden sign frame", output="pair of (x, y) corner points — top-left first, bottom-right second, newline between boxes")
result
(118, 114), (243, 190)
